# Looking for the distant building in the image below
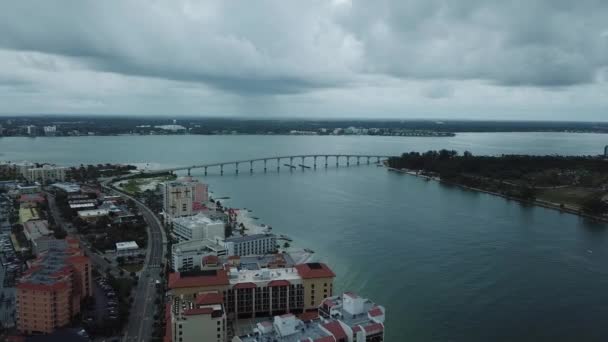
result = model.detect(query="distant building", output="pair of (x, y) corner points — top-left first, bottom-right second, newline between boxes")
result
(16, 184), (41, 195)
(43, 125), (57, 136)
(234, 292), (386, 342)
(77, 208), (110, 221)
(604, 145), (608, 158)
(51, 182), (81, 194)
(171, 239), (227, 271)
(154, 124), (186, 132)
(171, 213), (224, 242)
(26, 125), (38, 136)
(224, 233), (276, 256)
(169, 292), (227, 342)
(163, 177), (209, 223)
(115, 241), (140, 257)
(26, 165), (67, 184)
(16, 238), (92, 334)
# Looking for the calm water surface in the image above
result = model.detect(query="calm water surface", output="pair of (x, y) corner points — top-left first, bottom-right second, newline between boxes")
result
(2, 133), (608, 341)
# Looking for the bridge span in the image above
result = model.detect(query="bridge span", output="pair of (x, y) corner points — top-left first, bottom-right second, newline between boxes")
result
(143, 154), (393, 176)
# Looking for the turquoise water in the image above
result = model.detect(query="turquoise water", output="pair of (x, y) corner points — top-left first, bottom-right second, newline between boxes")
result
(2, 133), (608, 341)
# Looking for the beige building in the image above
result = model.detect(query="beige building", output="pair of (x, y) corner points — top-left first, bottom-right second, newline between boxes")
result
(170, 292), (227, 342)
(163, 177), (209, 223)
(26, 165), (67, 184)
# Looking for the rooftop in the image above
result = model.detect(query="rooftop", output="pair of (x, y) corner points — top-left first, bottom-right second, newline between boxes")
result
(23, 220), (51, 240)
(169, 269), (230, 289)
(294, 263), (336, 279)
(172, 212), (223, 228)
(18, 239), (84, 289)
(116, 241), (139, 250)
(225, 233), (276, 243)
(51, 182), (81, 193)
(77, 209), (109, 218)
(171, 292), (224, 321)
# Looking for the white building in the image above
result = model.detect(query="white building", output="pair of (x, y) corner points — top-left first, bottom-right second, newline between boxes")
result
(171, 239), (227, 271)
(77, 209), (110, 221)
(26, 165), (67, 184)
(170, 292), (227, 342)
(224, 233), (276, 256)
(171, 213), (224, 242)
(163, 177), (209, 223)
(115, 241), (140, 256)
(43, 126), (57, 136)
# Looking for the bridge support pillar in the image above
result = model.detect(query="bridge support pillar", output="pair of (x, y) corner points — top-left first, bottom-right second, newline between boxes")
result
(220, 165), (224, 175)
(314, 156), (317, 169)
(357, 156), (360, 165)
(250, 161), (253, 173)
(301, 156), (305, 169)
(235, 163), (239, 174)
(290, 157), (294, 171)
(376, 156), (380, 163)
(336, 156), (339, 167)
(347, 156), (350, 167)
(187, 168), (191, 176)
(264, 159), (267, 172)
(325, 156), (328, 168)
(367, 157), (370, 165)
(204, 167), (208, 176)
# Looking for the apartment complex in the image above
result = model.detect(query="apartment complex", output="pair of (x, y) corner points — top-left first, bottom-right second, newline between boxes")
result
(172, 213), (224, 242)
(163, 177), (209, 223)
(235, 292), (386, 342)
(171, 239), (227, 271)
(169, 292), (227, 342)
(168, 262), (335, 322)
(25, 165), (67, 184)
(16, 238), (92, 334)
(224, 234), (276, 256)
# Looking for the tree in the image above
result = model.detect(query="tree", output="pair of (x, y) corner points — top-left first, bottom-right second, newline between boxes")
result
(581, 196), (608, 215)
(283, 242), (290, 249)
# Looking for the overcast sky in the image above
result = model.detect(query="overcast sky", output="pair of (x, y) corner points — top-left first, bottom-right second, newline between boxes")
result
(0, 0), (607, 120)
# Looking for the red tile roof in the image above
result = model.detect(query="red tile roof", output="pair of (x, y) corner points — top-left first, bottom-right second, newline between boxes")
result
(168, 270), (230, 289)
(298, 311), (319, 321)
(233, 282), (257, 289)
(202, 255), (219, 265)
(295, 263), (335, 279)
(322, 298), (337, 307)
(322, 321), (347, 340)
(183, 307), (214, 315)
(268, 279), (291, 287)
(344, 291), (358, 299)
(368, 306), (383, 317)
(352, 325), (362, 333)
(364, 323), (384, 335)
(195, 292), (223, 305)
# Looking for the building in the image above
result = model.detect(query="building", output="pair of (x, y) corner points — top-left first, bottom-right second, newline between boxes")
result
(234, 292), (386, 342)
(43, 126), (57, 136)
(172, 213), (224, 242)
(168, 262), (336, 320)
(26, 165), (67, 184)
(16, 238), (92, 334)
(224, 234), (277, 256)
(16, 184), (42, 195)
(604, 145), (608, 158)
(116, 241), (140, 257)
(169, 292), (227, 342)
(77, 208), (110, 221)
(23, 220), (53, 255)
(26, 125), (38, 136)
(163, 177), (209, 223)
(19, 207), (40, 224)
(171, 239), (227, 271)
(50, 182), (81, 194)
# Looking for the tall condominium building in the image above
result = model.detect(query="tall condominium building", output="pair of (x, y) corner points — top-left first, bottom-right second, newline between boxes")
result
(26, 165), (67, 184)
(171, 213), (225, 242)
(16, 238), (92, 334)
(169, 292), (227, 342)
(224, 234), (277, 256)
(168, 262), (335, 322)
(163, 177), (209, 223)
(234, 292), (386, 342)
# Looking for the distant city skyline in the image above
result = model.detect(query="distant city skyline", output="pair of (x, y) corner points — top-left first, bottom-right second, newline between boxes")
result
(0, 1), (607, 120)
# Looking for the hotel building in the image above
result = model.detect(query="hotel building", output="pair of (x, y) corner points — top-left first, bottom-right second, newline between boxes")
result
(169, 291), (227, 342)
(224, 234), (277, 256)
(25, 165), (67, 184)
(171, 213), (225, 242)
(16, 238), (92, 334)
(171, 239), (227, 271)
(163, 177), (209, 223)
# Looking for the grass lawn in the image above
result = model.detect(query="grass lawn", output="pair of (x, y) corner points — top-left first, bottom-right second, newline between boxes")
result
(537, 187), (605, 208)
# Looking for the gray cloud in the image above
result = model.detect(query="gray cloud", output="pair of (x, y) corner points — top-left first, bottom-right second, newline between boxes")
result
(0, 0), (606, 118)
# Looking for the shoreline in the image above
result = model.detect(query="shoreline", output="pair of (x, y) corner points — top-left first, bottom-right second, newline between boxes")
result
(388, 167), (608, 223)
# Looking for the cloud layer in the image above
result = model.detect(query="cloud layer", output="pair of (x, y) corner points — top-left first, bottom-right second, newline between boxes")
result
(0, 0), (607, 119)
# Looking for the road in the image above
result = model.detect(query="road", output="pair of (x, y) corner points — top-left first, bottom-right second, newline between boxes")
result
(101, 183), (167, 342)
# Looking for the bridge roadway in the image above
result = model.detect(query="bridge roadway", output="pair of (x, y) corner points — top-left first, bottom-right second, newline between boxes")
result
(141, 154), (393, 175)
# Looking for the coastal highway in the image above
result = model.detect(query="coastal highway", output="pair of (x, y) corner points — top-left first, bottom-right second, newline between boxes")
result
(100, 182), (166, 342)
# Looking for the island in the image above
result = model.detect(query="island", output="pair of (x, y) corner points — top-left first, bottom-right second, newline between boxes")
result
(387, 150), (608, 220)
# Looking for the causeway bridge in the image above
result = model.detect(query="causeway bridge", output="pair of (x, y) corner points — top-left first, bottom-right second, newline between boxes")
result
(143, 154), (393, 176)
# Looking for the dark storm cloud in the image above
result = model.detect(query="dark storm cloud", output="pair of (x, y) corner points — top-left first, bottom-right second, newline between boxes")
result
(0, 0), (606, 96)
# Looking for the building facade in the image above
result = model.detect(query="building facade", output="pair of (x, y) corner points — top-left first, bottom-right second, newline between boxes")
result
(170, 292), (227, 342)
(171, 213), (225, 242)
(26, 165), (67, 184)
(168, 262), (335, 321)
(224, 234), (277, 256)
(171, 239), (227, 271)
(16, 238), (92, 334)
(163, 177), (209, 223)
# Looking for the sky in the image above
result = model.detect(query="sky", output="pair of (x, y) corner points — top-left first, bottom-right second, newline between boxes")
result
(0, 0), (607, 120)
